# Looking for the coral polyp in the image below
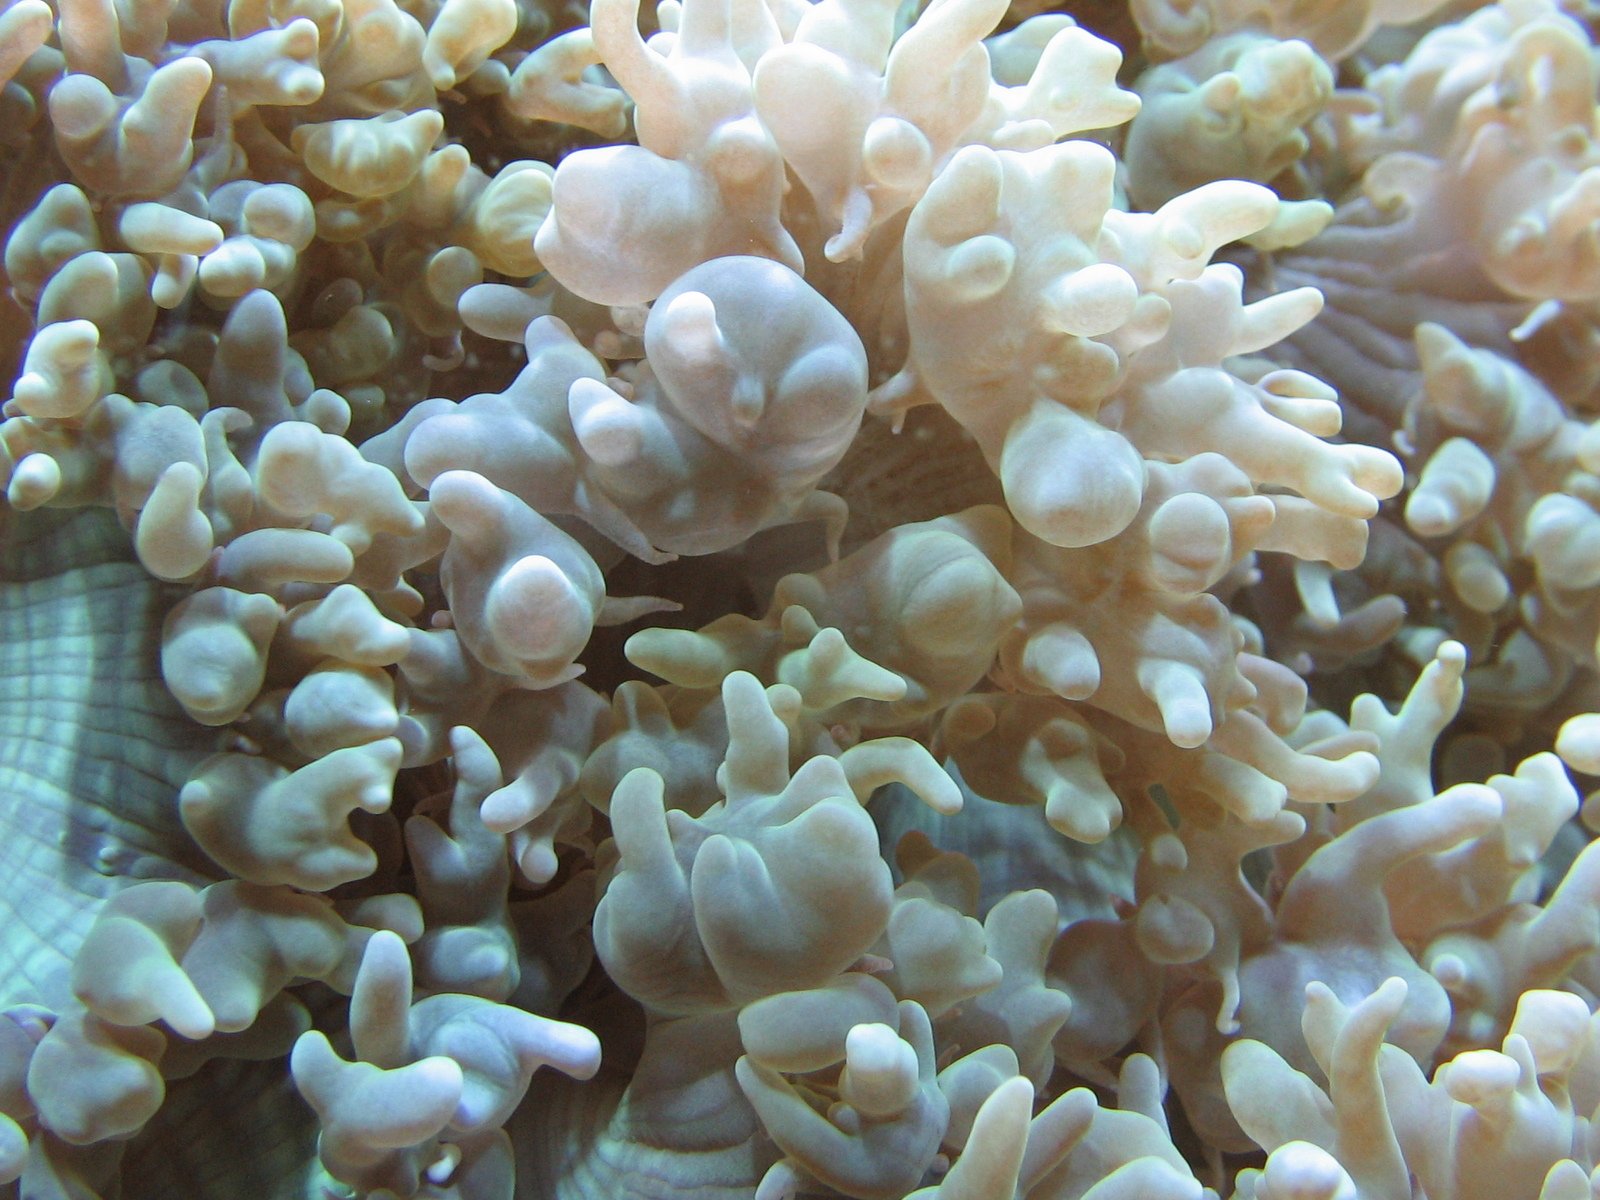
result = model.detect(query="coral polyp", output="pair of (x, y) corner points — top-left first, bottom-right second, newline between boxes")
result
(6, 0), (1600, 1196)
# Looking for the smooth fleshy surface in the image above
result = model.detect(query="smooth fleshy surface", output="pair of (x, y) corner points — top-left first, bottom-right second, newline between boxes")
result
(9, 0), (1600, 1196)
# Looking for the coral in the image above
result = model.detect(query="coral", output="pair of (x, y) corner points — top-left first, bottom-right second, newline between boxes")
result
(9, 0), (1600, 1196)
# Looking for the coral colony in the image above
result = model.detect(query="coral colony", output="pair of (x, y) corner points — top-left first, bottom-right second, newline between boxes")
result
(15, 0), (1600, 1195)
